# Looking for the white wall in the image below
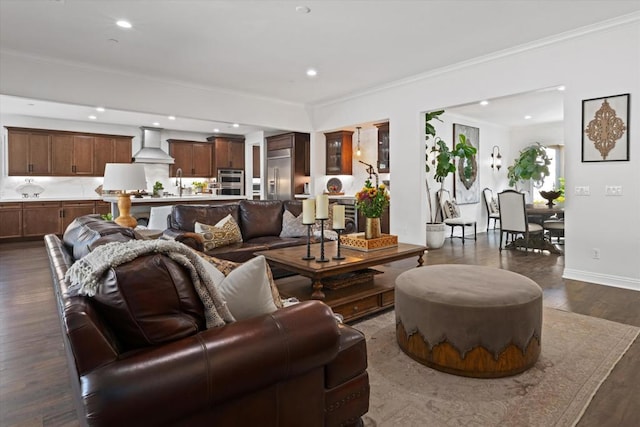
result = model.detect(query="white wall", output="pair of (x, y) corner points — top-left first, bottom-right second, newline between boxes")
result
(310, 20), (640, 290)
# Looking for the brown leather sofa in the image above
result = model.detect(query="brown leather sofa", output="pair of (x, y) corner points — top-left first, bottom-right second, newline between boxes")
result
(163, 199), (356, 264)
(45, 215), (370, 426)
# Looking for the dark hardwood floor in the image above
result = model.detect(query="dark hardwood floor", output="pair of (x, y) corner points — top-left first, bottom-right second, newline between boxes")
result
(1, 232), (639, 426)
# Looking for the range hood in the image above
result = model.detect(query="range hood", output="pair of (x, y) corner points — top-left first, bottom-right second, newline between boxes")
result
(133, 127), (174, 164)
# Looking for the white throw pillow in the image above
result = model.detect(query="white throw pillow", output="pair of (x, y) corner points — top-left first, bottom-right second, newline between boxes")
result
(201, 255), (278, 321)
(280, 209), (308, 238)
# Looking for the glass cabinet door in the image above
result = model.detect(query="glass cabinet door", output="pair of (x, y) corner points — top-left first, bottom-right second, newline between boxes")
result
(324, 131), (353, 175)
(375, 122), (390, 173)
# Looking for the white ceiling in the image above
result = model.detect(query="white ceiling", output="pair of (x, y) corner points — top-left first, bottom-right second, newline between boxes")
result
(1, 1), (638, 131)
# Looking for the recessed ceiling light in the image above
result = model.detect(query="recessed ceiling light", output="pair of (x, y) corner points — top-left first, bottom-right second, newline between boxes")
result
(96, 107), (105, 112)
(152, 122), (160, 126)
(306, 68), (318, 77)
(88, 115), (97, 120)
(232, 123), (240, 128)
(116, 20), (132, 29)
(480, 100), (489, 106)
(296, 5), (311, 14)
(557, 85), (566, 91)
(27, 103), (35, 107)
(213, 128), (220, 133)
(524, 115), (532, 120)
(168, 115), (176, 120)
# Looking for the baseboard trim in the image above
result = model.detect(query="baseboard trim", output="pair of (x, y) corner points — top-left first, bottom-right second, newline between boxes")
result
(563, 269), (640, 292)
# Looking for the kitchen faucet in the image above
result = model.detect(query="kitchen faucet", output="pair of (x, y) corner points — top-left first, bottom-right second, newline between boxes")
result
(175, 168), (183, 197)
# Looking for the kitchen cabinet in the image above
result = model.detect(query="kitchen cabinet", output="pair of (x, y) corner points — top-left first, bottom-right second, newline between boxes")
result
(375, 122), (390, 173)
(266, 132), (310, 197)
(61, 201), (96, 231)
(324, 130), (353, 175)
(94, 136), (132, 175)
(22, 202), (61, 237)
(207, 136), (245, 176)
(168, 140), (213, 178)
(7, 127), (132, 177)
(95, 201), (112, 216)
(7, 129), (52, 175)
(0, 202), (23, 238)
(52, 135), (95, 175)
(252, 145), (261, 178)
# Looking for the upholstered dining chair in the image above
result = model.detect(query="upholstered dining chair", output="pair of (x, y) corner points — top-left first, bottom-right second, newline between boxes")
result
(497, 189), (544, 253)
(482, 187), (500, 230)
(436, 189), (477, 244)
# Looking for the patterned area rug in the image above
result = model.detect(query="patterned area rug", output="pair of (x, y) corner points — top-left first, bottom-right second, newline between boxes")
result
(354, 307), (639, 427)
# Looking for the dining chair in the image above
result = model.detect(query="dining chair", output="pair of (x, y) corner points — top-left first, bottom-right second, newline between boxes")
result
(482, 187), (500, 230)
(436, 189), (476, 244)
(497, 189), (544, 253)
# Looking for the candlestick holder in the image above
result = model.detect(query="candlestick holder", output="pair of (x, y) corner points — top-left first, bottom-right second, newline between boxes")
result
(301, 223), (315, 260)
(333, 228), (345, 260)
(316, 218), (329, 263)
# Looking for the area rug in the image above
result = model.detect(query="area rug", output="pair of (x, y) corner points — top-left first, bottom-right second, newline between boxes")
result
(353, 307), (639, 427)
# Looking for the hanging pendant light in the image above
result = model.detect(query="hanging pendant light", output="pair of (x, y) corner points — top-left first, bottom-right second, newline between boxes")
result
(356, 126), (362, 156)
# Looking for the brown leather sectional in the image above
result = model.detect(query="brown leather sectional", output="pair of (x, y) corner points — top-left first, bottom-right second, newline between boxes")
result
(44, 215), (370, 426)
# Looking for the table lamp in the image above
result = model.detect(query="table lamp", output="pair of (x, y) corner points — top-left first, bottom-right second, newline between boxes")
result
(102, 163), (147, 228)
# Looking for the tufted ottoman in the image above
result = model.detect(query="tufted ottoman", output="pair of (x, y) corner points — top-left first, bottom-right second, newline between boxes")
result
(395, 265), (542, 378)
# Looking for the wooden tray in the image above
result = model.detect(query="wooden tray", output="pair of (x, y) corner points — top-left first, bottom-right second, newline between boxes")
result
(340, 233), (398, 251)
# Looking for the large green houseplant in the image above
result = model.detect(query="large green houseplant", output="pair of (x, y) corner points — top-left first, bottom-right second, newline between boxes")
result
(424, 110), (477, 249)
(507, 143), (551, 190)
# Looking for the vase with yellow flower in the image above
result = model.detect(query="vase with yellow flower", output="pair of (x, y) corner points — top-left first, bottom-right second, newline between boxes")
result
(355, 179), (390, 239)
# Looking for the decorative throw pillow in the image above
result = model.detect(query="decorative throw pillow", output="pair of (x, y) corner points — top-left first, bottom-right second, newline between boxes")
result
(490, 197), (500, 214)
(200, 255), (278, 321)
(198, 253), (283, 309)
(443, 200), (460, 219)
(195, 215), (242, 251)
(280, 209), (308, 238)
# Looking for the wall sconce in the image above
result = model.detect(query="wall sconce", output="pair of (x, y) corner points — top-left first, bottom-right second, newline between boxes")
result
(491, 145), (502, 171)
(356, 126), (362, 157)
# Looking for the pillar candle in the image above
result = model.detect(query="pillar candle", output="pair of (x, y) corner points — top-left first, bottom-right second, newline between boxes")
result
(316, 194), (329, 219)
(302, 199), (316, 224)
(333, 205), (345, 229)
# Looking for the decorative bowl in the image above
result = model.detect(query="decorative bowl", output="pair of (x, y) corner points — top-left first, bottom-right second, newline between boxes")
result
(539, 190), (562, 207)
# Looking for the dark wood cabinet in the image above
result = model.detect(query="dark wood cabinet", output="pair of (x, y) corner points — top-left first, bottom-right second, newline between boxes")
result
(0, 202), (23, 238)
(94, 136), (132, 175)
(207, 136), (245, 176)
(375, 122), (390, 173)
(252, 145), (261, 178)
(168, 140), (213, 177)
(60, 201), (96, 231)
(52, 135), (95, 175)
(325, 130), (353, 175)
(7, 127), (132, 177)
(266, 132), (310, 197)
(7, 129), (52, 175)
(22, 202), (61, 237)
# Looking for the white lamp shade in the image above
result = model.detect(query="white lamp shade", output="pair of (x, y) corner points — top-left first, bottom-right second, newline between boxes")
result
(102, 163), (147, 192)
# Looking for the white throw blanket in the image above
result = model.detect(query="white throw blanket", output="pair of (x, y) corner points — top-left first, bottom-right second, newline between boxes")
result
(65, 240), (235, 328)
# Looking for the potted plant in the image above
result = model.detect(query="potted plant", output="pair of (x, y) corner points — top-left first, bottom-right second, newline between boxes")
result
(355, 179), (390, 239)
(506, 143), (551, 191)
(424, 110), (477, 249)
(152, 181), (164, 197)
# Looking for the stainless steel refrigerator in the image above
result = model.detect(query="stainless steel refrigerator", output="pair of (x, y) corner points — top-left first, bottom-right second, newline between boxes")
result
(266, 148), (292, 200)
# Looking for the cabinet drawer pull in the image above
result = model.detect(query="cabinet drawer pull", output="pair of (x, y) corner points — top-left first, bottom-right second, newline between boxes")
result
(353, 306), (359, 312)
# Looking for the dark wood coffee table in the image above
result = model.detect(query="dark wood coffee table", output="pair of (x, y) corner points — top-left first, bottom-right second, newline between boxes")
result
(256, 242), (426, 322)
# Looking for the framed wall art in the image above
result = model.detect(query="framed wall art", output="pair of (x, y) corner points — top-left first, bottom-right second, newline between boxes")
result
(582, 93), (629, 162)
(453, 123), (479, 204)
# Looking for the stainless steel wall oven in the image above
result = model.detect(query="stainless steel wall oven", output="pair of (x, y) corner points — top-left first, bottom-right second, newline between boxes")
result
(218, 169), (245, 196)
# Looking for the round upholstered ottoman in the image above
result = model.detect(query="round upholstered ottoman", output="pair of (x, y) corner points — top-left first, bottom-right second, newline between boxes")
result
(395, 265), (542, 378)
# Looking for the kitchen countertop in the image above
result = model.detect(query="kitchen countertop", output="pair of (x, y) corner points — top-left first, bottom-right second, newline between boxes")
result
(102, 194), (248, 203)
(294, 194), (356, 200)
